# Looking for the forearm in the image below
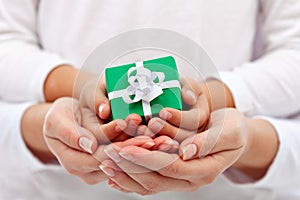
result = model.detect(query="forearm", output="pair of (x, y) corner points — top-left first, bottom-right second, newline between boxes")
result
(21, 103), (56, 163)
(44, 65), (96, 102)
(233, 118), (279, 180)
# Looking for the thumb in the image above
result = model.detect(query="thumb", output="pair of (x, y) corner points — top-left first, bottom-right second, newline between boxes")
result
(179, 128), (221, 161)
(44, 98), (98, 154)
(77, 125), (98, 154)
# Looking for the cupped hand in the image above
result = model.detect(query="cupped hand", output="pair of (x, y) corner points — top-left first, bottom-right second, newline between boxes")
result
(102, 108), (252, 195)
(138, 78), (210, 142)
(79, 77), (143, 142)
(43, 97), (144, 184)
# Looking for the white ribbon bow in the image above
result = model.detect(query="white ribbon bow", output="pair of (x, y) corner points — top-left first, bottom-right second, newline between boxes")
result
(108, 61), (180, 121)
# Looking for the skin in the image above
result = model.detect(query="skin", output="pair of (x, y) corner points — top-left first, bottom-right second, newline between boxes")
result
(102, 109), (278, 195)
(99, 79), (279, 195)
(43, 65), (234, 120)
(21, 65), (279, 194)
(21, 97), (178, 184)
(21, 103), (56, 163)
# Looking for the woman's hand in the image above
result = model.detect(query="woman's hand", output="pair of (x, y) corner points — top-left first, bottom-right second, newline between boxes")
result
(43, 97), (144, 184)
(102, 108), (252, 195)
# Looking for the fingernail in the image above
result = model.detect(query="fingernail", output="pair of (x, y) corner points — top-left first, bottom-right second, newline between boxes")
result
(99, 103), (106, 116)
(136, 135), (151, 139)
(186, 90), (197, 103)
(115, 120), (127, 132)
(182, 144), (198, 161)
(150, 120), (164, 133)
(104, 145), (121, 163)
(79, 137), (93, 154)
(99, 164), (115, 177)
(141, 141), (156, 149)
(160, 109), (172, 120)
(119, 151), (136, 162)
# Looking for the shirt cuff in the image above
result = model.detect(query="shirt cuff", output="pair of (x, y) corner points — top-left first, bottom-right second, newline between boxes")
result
(223, 116), (300, 190)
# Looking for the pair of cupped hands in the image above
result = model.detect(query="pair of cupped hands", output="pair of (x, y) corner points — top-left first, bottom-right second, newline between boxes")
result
(43, 78), (250, 195)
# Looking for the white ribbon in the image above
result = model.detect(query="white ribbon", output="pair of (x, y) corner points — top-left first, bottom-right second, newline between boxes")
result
(108, 61), (181, 120)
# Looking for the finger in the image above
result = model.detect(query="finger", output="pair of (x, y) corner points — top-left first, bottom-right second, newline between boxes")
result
(112, 132), (131, 142)
(110, 115), (142, 142)
(119, 136), (155, 148)
(180, 78), (202, 106)
(102, 152), (191, 194)
(148, 118), (196, 142)
(100, 160), (151, 195)
(79, 170), (108, 185)
(108, 180), (132, 193)
(46, 137), (101, 174)
(159, 94), (210, 131)
(100, 120), (128, 142)
(44, 98), (97, 154)
(81, 107), (127, 144)
(179, 113), (245, 161)
(123, 114), (143, 136)
(119, 145), (238, 184)
(80, 78), (111, 120)
(116, 146), (213, 180)
(179, 129), (221, 161)
(152, 136), (179, 152)
(92, 136), (155, 162)
(97, 78), (111, 119)
(137, 125), (156, 138)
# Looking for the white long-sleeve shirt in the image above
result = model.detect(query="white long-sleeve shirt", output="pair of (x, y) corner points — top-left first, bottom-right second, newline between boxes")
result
(0, 0), (300, 199)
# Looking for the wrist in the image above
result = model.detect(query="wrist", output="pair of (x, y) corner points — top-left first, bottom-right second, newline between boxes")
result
(200, 79), (235, 111)
(21, 103), (56, 163)
(233, 118), (279, 180)
(44, 65), (98, 102)
(44, 65), (78, 102)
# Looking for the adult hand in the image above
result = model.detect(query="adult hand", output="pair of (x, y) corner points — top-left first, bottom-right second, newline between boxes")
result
(102, 109), (252, 195)
(43, 97), (142, 184)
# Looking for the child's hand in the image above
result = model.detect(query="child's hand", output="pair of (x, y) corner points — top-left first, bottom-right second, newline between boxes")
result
(138, 78), (211, 142)
(79, 77), (143, 143)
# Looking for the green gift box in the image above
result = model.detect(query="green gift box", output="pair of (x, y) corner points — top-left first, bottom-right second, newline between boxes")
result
(105, 56), (182, 120)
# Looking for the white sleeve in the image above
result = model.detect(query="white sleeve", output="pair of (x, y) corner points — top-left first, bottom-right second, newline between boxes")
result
(218, 0), (300, 117)
(0, 101), (49, 172)
(0, 0), (73, 102)
(224, 116), (300, 191)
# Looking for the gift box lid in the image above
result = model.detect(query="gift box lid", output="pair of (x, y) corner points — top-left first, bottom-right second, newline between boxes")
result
(105, 56), (182, 120)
